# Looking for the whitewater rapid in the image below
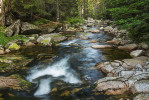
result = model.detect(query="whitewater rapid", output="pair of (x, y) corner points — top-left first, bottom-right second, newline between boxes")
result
(26, 56), (81, 96)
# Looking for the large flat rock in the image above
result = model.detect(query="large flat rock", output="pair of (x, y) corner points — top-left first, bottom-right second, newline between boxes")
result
(95, 77), (128, 95)
(131, 80), (149, 94)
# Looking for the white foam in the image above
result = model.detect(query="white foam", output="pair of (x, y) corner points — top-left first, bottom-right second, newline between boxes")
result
(60, 39), (78, 45)
(34, 79), (52, 96)
(26, 56), (81, 96)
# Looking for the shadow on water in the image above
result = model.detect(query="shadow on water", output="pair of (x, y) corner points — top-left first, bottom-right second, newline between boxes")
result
(2, 26), (131, 100)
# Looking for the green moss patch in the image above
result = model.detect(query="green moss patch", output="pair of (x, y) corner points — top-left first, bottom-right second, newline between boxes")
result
(0, 26), (27, 46)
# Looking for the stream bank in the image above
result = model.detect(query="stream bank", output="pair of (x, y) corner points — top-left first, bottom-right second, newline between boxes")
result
(0, 18), (148, 100)
(92, 19), (149, 100)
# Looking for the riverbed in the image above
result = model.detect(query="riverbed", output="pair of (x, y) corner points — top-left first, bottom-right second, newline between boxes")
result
(3, 25), (130, 100)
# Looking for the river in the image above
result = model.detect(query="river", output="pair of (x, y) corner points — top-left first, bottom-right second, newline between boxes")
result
(5, 25), (130, 100)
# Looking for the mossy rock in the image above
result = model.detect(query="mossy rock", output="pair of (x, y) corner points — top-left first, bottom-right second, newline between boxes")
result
(10, 74), (32, 91)
(8, 43), (20, 50)
(41, 37), (52, 46)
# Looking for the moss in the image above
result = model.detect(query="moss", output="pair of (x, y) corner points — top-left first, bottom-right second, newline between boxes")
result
(0, 26), (27, 46)
(0, 63), (9, 71)
(8, 43), (20, 50)
(42, 39), (50, 44)
(30, 18), (51, 26)
(10, 74), (32, 90)
(60, 90), (70, 96)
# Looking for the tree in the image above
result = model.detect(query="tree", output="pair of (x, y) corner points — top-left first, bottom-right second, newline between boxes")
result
(1, 0), (6, 26)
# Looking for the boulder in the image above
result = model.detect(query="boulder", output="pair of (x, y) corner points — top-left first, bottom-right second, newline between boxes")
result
(106, 40), (118, 44)
(25, 41), (35, 47)
(5, 49), (11, 53)
(0, 50), (5, 55)
(91, 29), (100, 33)
(40, 27), (55, 34)
(37, 36), (52, 46)
(89, 40), (98, 43)
(5, 16), (13, 26)
(92, 45), (113, 49)
(0, 46), (4, 54)
(96, 79), (128, 95)
(127, 73), (149, 88)
(28, 37), (36, 41)
(99, 27), (104, 31)
(103, 26), (113, 32)
(133, 93), (149, 100)
(37, 33), (66, 45)
(87, 23), (93, 27)
(119, 71), (136, 78)
(139, 43), (148, 49)
(131, 80), (149, 94)
(5, 20), (21, 37)
(130, 50), (144, 57)
(21, 22), (41, 35)
(122, 57), (149, 69)
(8, 43), (20, 50)
(101, 64), (114, 74)
(118, 44), (138, 51)
(145, 50), (149, 57)
(79, 35), (89, 40)
(96, 62), (105, 70)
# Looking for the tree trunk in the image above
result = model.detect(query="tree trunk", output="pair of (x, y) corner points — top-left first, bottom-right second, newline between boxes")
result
(56, 0), (60, 22)
(1, 0), (5, 26)
(83, 0), (85, 18)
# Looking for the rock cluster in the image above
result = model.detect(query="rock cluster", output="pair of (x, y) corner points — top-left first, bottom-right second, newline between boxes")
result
(90, 19), (149, 99)
(95, 56), (149, 99)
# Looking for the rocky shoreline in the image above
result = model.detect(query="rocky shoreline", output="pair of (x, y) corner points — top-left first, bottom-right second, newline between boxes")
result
(89, 19), (149, 100)
(0, 18), (148, 99)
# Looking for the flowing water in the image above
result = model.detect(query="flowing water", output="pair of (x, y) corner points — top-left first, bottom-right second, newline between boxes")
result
(4, 25), (130, 100)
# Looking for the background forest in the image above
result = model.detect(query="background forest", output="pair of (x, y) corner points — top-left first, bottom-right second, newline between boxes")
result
(1, 0), (149, 42)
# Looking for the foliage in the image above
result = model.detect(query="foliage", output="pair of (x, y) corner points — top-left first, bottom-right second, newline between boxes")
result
(30, 18), (51, 25)
(100, 0), (149, 42)
(64, 17), (85, 25)
(0, 26), (27, 46)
